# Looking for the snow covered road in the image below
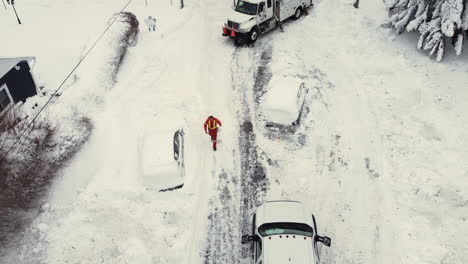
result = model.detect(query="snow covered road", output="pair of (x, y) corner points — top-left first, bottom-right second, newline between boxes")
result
(203, 44), (272, 264)
(2, 0), (468, 263)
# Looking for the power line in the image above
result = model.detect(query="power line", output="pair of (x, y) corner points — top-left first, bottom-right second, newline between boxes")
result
(1, 0), (135, 162)
(11, 0), (21, 24)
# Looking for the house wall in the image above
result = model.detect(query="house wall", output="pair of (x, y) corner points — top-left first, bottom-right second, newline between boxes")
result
(0, 83), (15, 116)
(0, 60), (38, 103)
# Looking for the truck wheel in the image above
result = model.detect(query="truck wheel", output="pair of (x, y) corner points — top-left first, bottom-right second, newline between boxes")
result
(293, 7), (302, 20)
(249, 28), (259, 43)
(234, 37), (243, 46)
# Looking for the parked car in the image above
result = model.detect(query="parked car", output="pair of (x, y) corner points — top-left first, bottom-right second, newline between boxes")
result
(242, 200), (331, 264)
(141, 128), (185, 192)
(261, 77), (309, 135)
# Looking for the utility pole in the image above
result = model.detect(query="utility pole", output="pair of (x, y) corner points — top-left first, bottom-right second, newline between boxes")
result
(11, 0), (21, 24)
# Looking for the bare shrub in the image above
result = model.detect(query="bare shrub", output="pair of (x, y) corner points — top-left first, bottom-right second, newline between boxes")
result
(0, 110), (93, 252)
(109, 12), (139, 86)
(0, 10), (136, 254)
(0, 109), (25, 135)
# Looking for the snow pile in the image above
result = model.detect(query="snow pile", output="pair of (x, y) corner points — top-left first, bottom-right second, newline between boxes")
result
(141, 123), (184, 191)
(259, 49), (321, 128)
(262, 77), (304, 125)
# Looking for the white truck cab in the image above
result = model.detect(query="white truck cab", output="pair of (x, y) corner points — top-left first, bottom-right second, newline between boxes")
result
(242, 200), (331, 264)
(222, 0), (312, 44)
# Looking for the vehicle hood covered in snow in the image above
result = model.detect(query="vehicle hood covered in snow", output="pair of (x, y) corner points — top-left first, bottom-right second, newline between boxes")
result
(228, 9), (255, 24)
(141, 111), (185, 191)
(263, 235), (316, 264)
(256, 201), (312, 226)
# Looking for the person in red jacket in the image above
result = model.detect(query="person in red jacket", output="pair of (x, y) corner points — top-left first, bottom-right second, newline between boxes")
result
(204, 115), (222, 151)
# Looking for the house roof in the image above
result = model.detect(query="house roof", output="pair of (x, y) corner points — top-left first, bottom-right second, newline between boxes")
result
(0, 57), (36, 79)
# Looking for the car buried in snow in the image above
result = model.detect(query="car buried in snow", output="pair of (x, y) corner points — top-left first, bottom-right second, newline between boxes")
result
(141, 128), (185, 192)
(242, 200), (331, 264)
(261, 77), (309, 133)
(222, 0), (312, 45)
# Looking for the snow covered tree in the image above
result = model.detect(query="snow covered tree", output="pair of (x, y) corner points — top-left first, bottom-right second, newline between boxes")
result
(385, 0), (468, 61)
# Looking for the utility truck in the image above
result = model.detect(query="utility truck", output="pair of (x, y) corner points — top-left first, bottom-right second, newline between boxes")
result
(222, 0), (312, 44)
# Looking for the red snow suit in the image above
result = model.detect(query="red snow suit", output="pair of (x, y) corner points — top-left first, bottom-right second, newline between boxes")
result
(204, 116), (222, 150)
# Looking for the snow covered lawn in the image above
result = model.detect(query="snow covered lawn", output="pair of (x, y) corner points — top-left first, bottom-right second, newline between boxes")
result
(256, 0), (468, 263)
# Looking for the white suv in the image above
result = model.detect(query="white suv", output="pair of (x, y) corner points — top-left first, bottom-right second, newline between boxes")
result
(242, 200), (331, 264)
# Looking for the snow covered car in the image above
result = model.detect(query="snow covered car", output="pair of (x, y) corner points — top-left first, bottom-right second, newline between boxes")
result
(242, 200), (331, 264)
(141, 128), (185, 192)
(261, 77), (308, 131)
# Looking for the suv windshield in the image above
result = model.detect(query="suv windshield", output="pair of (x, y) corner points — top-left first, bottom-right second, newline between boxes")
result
(258, 222), (314, 237)
(235, 0), (258, 16)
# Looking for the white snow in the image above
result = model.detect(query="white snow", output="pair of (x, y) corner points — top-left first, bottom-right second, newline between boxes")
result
(141, 130), (182, 191)
(0, 57), (35, 79)
(1, 0), (468, 263)
(262, 77), (304, 125)
(258, 0), (468, 263)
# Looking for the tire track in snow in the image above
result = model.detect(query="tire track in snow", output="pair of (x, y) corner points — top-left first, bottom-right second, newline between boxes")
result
(238, 44), (271, 259)
(203, 166), (241, 263)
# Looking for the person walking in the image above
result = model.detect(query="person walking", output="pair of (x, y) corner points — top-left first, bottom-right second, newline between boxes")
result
(204, 115), (222, 151)
(144, 16), (156, 31)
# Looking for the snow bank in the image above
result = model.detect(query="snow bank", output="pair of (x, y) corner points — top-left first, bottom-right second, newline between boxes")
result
(0, 2), (143, 259)
(259, 48), (320, 129)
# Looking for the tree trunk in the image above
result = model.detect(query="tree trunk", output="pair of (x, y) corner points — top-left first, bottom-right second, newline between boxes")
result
(353, 0), (359, 9)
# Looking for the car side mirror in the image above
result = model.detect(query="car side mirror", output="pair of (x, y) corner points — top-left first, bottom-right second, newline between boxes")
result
(242, 234), (259, 244)
(315, 235), (331, 247)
